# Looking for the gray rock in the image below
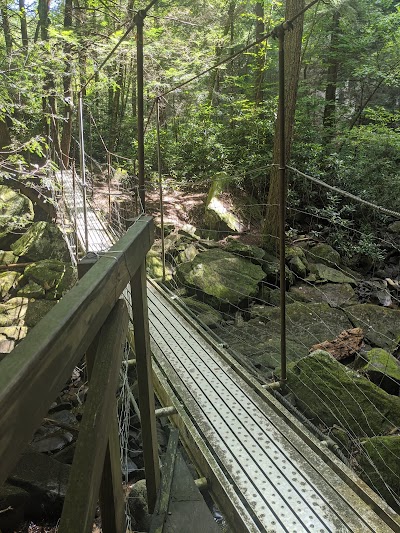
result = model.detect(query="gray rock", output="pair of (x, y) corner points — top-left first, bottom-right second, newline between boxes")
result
(250, 301), (353, 356)
(359, 436), (400, 511)
(358, 348), (400, 395)
(177, 248), (265, 306)
(224, 239), (265, 263)
(262, 253), (294, 287)
(288, 255), (308, 278)
(9, 451), (71, 518)
(345, 304), (400, 351)
(309, 263), (356, 284)
(289, 283), (357, 308)
(0, 326), (28, 356)
(281, 350), (400, 437)
(181, 297), (223, 328)
(11, 221), (70, 262)
(0, 270), (20, 297)
(0, 186), (34, 246)
(388, 221), (400, 234)
(306, 243), (341, 267)
(128, 479), (151, 531)
(0, 250), (18, 265)
(0, 483), (30, 532)
(23, 260), (77, 298)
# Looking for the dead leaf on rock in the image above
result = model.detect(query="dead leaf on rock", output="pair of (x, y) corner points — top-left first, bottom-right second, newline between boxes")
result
(310, 327), (364, 360)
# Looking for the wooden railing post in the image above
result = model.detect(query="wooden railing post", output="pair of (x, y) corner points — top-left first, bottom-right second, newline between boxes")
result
(58, 300), (129, 533)
(131, 260), (160, 512)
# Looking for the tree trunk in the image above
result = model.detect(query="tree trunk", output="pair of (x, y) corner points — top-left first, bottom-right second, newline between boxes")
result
(60, 0), (73, 168)
(19, 0), (29, 48)
(322, 10), (340, 139)
(254, 2), (265, 105)
(0, 118), (11, 153)
(208, 0), (236, 106)
(1, 2), (12, 56)
(263, 0), (305, 253)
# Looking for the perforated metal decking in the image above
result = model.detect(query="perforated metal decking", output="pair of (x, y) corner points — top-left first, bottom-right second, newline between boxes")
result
(148, 282), (400, 533)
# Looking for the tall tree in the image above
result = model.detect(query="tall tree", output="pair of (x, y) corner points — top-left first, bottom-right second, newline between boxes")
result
(263, 0), (305, 252)
(60, 0), (74, 168)
(322, 10), (341, 138)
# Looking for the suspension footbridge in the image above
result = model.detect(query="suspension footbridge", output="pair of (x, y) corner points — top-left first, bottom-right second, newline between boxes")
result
(54, 168), (400, 532)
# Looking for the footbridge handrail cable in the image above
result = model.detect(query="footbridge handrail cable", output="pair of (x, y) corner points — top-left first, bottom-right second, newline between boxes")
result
(288, 165), (400, 219)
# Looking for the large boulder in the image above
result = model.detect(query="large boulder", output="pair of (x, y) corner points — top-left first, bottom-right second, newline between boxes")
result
(224, 239), (265, 263)
(306, 243), (341, 267)
(0, 297), (55, 329)
(23, 260), (77, 299)
(9, 451), (71, 518)
(358, 348), (400, 394)
(176, 248), (265, 306)
(289, 283), (357, 308)
(0, 483), (30, 531)
(250, 301), (353, 354)
(309, 263), (355, 284)
(345, 304), (400, 351)
(262, 253), (294, 287)
(204, 196), (245, 235)
(0, 325), (28, 357)
(0, 186), (34, 246)
(283, 350), (400, 436)
(11, 221), (70, 262)
(0, 270), (20, 298)
(181, 297), (223, 328)
(358, 436), (400, 512)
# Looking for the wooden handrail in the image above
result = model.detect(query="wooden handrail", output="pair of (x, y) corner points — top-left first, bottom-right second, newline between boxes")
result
(59, 299), (129, 533)
(0, 215), (154, 484)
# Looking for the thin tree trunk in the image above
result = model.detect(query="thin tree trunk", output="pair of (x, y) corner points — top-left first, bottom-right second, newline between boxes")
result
(60, 0), (73, 168)
(19, 0), (29, 48)
(1, 2), (12, 56)
(254, 2), (265, 105)
(263, 0), (305, 253)
(322, 11), (340, 139)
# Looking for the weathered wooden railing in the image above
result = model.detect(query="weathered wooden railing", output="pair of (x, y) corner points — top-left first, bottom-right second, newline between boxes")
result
(0, 215), (160, 532)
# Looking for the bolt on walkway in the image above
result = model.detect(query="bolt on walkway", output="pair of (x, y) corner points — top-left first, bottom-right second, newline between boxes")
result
(58, 170), (400, 532)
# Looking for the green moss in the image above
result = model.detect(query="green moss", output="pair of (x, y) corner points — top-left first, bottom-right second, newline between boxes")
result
(359, 436), (400, 511)
(0, 297), (29, 326)
(0, 186), (34, 241)
(283, 350), (400, 436)
(306, 243), (341, 267)
(181, 297), (222, 328)
(0, 271), (20, 297)
(11, 222), (70, 261)
(309, 263), (355, 284)
(177, 248), (265, 306)
(24, 260), (77, 297)
(0, 250), (17, 265)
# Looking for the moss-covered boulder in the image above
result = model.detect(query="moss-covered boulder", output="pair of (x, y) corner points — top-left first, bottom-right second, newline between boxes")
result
(0, 250), (17, 265)
(17, 280), (45, 299)
(146, 248), (173, 281)
(345, 304), (400, 351)
(309, 263), (356, 284)
(204, 196), (245, 234)
(262, 252), (294, 287)
(0, 297), (29, 326)
(216, 317), (304, 372)
(24, 299), (56, 327)
(23, 260), (77, 298)
(250, 302), (352, 354)
(306, 243), (341, 267)
(289, 283), (357, 308)
(288, 255), (308, 278)
(283, 350), (400, 436)
(0, 297), (56, 329)
(11, 221), (70, 262)
(224, 239), (265, 263)
(181, 297), (223, 328)
(0, 186), (34, 246)
(175, 243), (198, 265)
(0, 270), (20, 297)
(358, 436), (400, 511)
(358, 348), (400, 394)
(0, 325), (28, 356)
(176, 248), (265, 306)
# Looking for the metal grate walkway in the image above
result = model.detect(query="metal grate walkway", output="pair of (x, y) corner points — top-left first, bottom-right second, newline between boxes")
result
(59, 170), (400, 532)
(148, 281), (398, 533)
